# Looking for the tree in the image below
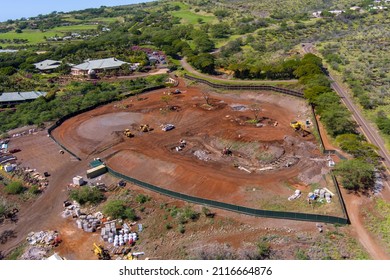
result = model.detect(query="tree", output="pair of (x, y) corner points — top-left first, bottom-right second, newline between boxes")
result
(294, 63), (323, 78)
(320, 105), (356, 137)
(188, 53), (215, 74)
(193, 34), (215, 53)
(210, 23), (231, 38)
(103, 200), (126, 219)
(333, 159), (376, 191)
(103, 200), (137, 220)
(336, 134), (379, 164)
(304, 86), (332, 104)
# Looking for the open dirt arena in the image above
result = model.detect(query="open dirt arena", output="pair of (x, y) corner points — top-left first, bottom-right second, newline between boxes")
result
(52, 82), (343, 217)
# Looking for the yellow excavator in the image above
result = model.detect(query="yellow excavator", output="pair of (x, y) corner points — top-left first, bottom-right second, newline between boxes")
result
(93, 243), (111, 260)
(139, 124), (150, 132)
(123, 129), (134, 138)
(290, 121), (310, 137)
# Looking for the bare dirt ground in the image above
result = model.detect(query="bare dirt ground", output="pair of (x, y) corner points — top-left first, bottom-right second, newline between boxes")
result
(52, 81), (341, 216)
(0, 79), (377, 260)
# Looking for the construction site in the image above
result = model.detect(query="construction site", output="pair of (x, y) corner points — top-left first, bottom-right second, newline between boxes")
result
(51, 81), (344, 217)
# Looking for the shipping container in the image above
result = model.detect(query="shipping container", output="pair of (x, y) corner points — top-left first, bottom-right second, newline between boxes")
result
(86, 165), (107, 179)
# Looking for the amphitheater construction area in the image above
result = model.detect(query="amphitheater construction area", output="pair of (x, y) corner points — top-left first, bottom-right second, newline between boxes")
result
(52, 82), (344, 218)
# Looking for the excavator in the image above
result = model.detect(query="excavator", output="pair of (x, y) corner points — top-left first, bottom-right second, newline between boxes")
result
(123, 129), (134, 138)
(139, 124), (150, 132)
(93, 243), (111, 260)
(290, 121), (310, 137)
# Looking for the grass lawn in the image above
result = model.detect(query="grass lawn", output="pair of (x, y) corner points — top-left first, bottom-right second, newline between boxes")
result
(0, 24), (97, 46)
(0, 30), (57, 45)
(171, 10), (216, 25)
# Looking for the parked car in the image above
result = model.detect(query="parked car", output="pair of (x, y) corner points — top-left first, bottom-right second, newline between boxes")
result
(162, 124), (175, 131)
(9, 148), (21, 153)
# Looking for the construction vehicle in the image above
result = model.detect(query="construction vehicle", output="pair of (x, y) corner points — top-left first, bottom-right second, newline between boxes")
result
(123, 129), (134, 138)
(93, 243), (111, 260)
(290, 121), (310, 137)
(139, 124), (150, 132)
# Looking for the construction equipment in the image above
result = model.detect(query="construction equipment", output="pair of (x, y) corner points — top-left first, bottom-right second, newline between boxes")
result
(123, 129), (134, 138)
(139, 124), (150, 132)
(290, 121), (304, 131)
(290, 121), (310, 137)
(93, 243), (111, 260)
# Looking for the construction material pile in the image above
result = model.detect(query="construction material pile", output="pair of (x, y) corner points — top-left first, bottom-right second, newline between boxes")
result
(62, 200), (103, 232)
(26, 230), (60, 246)
(101, 221), (138, 247)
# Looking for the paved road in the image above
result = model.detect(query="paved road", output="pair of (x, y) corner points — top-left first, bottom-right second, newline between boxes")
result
(303, 43), (390, 176)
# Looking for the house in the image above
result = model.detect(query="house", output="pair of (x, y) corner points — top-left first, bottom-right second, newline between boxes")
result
(312, 11), (322, 18)
(350, 6), (361, 11)
(71, 57), (129, 76)
(131, 46), (168, 67)
(0, 91), (47, 106)
(33, 59), (61, 72)
(329, 10), (345, 16)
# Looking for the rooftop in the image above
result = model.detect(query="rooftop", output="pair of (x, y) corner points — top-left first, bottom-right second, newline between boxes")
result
(0, 91), (47, 103)
(34, 59), (61, 71)
(72, 57), (128, 71)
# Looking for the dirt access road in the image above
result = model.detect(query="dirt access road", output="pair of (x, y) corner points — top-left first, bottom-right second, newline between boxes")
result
(303, 43), (390, 260)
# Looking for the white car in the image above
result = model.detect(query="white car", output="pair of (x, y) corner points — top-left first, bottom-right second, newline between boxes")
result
(162, 124), (175, 131)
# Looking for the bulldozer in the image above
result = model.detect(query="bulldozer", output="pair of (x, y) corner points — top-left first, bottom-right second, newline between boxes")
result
(93, 243), (111, 260)
(123, 129), (134, 138)
(139, 124), (150, 132)
(290, 121), (310, 137)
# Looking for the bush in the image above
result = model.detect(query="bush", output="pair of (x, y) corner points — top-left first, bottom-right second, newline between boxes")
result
(178, 224), (185, 234)
(4, 181), (24, 195)
(135, 194), (150, 204)
(69, 186), (104, 205)
(28, 185), (41, 195)
(103, 200), (137, 220)
(256, 240), (271, 259)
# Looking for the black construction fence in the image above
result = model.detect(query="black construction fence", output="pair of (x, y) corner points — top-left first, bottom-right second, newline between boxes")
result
(184, 74), (305, 98)
(47, 76), (349, 224)
(107, 166), (348, 224)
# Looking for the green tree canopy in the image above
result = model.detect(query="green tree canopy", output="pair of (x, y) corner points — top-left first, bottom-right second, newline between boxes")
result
(334, 159), (376, 191)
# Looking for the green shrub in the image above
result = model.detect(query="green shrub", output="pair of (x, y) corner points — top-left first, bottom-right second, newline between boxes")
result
(135, 194), (151, 204)
(4, 181), (24, 195)
(103, 200), (137, 220)
(178, 224), (185, 234)
(69, 186), (104, 205)
(28, 185), (41, 195)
